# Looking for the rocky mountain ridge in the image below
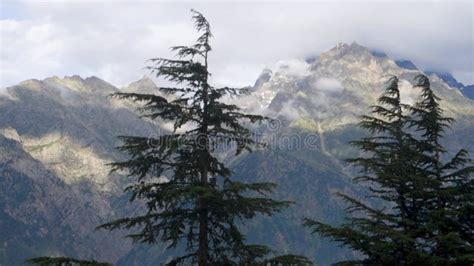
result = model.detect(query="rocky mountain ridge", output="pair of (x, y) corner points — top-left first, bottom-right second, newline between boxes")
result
(0, 75), (161, 264)
(245, 42), (474, 132)
(1, 42), (473, 265)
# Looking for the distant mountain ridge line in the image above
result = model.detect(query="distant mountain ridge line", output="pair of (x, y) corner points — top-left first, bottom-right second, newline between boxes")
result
(1, 42), (474, 265)
(4, 43), (473, 100)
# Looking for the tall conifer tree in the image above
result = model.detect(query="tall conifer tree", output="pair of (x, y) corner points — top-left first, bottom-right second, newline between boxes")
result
(99, 10), (310, 266)
(304, 75), (473, 265)
(410, 75), (473, 264)
(304, 77), (425, 264)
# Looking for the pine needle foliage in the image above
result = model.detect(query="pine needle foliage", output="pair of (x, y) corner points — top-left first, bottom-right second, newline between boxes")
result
(98, 10), (311, 266)
(304, 75), (473, 265)
(409, 75), (474, 264)
(26, 257), (111, 266)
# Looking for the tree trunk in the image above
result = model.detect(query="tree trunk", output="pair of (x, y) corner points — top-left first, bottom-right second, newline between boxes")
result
(198, 149), (208, 266)
(198, 199), (208, 266)
(198, 54), (210, 265)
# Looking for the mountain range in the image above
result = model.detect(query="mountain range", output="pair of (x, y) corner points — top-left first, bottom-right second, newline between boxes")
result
(1, 42), (473, 265)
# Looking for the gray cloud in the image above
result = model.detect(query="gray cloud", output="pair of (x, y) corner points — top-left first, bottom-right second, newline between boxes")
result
(1, 1), (473, 88)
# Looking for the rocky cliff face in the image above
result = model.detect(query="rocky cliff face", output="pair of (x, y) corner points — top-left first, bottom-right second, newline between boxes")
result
(1, 43), (473, 265)
(0, 134), (131, 264)
(0, 75), (162, 264)
(0, 75), (162, 191)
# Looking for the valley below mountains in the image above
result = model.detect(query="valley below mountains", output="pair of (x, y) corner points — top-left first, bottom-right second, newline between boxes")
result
(1, 43), (474, 265)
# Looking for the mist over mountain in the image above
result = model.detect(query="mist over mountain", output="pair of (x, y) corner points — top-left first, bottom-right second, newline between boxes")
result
(242, 42), (474, 128)
(1, 43), (473, 265)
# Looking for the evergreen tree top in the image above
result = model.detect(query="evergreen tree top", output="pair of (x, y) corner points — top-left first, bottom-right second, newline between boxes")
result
(98, 10), (310, 265)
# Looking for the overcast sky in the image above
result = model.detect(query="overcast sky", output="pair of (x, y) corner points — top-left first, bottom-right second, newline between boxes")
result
(1, 1), (473, 88)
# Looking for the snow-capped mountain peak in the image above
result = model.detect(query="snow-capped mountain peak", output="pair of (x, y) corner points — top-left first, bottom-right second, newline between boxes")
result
(243, 43), (474, 131)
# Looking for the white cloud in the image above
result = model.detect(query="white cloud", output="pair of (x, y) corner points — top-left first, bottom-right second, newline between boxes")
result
(278, 98), (308, 120)
(273, 59), (310, 77)
(314, 78), (343, 93)
(0, 19), (65, 85)
(1, 1), (473, 88)
(399, 79), (418, 105)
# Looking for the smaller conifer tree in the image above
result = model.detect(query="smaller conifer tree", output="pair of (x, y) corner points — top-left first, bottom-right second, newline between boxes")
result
(304, 75), (473, 265)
